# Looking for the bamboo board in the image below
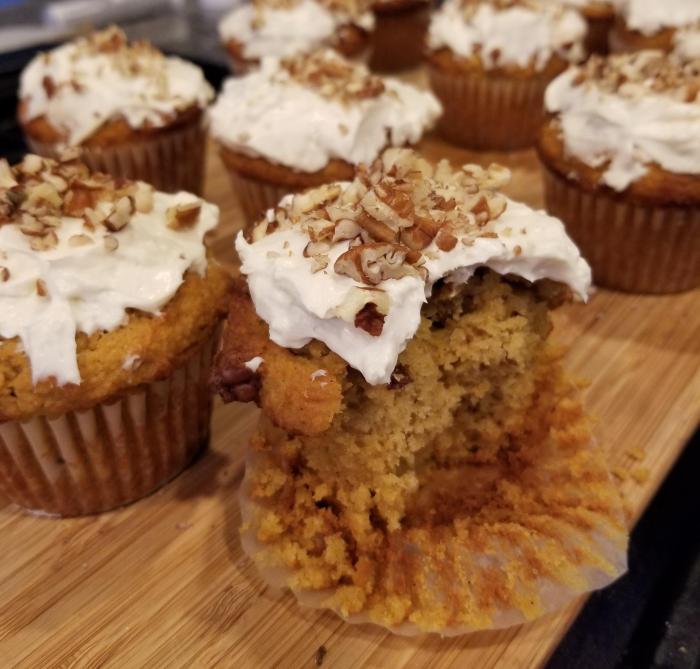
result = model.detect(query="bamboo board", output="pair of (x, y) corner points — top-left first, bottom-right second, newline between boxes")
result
(0, 138), (699, 669)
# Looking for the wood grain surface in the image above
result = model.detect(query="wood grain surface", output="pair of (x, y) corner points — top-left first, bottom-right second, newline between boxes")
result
(1, 136), (699, 669)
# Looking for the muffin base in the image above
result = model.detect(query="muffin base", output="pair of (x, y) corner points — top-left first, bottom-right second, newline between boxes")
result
(225, 168), (299, 226)
(427, 64), (554, 150)
(0, 333), (217, 517)
(24, 118), (207, 195)
(369, 1), (431, 72)
(542, 166), (700, 293)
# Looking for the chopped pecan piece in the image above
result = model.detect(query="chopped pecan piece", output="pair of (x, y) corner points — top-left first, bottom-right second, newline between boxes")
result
(354, 302), (385, 337)
(211, 363), (261, 404)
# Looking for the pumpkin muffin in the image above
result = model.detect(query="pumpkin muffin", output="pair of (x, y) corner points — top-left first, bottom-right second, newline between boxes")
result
(426, 0), (587, 149)
(218, 0), (375, 73)
(538, 50), (700, 293)
(544, 0), (614, 54)
(18, 26), (214, 195)
(208, 49), (441, 223)
(368, 0), (433, 72)
(211, 148), (628, 634)
(610, 0), (700, 54)
(0, 154), (231, 516)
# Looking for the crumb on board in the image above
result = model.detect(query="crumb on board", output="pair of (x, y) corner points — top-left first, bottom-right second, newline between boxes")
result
(626, 447), (646, 462)
(315, 645), (327, 666)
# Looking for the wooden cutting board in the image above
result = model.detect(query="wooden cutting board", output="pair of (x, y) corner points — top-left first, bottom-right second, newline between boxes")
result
(1, 136), (699, 669)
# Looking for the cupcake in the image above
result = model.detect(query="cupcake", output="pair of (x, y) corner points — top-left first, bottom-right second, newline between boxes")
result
(538, 51), (700, 293)
(18, 27), (214, 195)
(211, 148), (628, 634)
(208, 49), (441, 223)
(426, 0), (587, 149)
(219, 0), (375, 73)
(0, 154), (231, 516)
(610, 0), (700, 53)
(544, 0), (614, 54)
(369, 0), (432, 72)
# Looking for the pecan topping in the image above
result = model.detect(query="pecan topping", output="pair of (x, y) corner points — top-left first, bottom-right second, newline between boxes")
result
(354, 302), (385, 337)
(166, 201), (202, 230)
(334, 242), (424, 286)
(211, 363), (262, 404)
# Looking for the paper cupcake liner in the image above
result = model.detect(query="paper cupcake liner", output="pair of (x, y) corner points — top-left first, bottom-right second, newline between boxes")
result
(25, 119), (207, 195)
(0, 334), (217, 517)
(225, 168), (299, 225)
(428, 65), (551, 149)
(238, 436), (628, 636)
(542, 166), (700, 293)
(369, 3), (430, 72)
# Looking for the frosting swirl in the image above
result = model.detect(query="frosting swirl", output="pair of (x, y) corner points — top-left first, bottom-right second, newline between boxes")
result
(236, 149), (591, 385)
(545, 51), (700, 190)
(0, 154), (218, 386)
(427, 0), (586, 71)
(208, 50), (441, 173)
(614, 0), (700, 36)
(219, 0), (375, 60)
(19, 27), (214, 146)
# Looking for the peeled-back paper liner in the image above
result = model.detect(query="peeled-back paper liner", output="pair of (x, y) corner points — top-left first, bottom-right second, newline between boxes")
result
(224, 168), (299, 225)
(369, 2), (431, 72)
(0, 333), (217, 517)
(237, 437), (629, 637)
(428, 65), (554, 150)
(542, 165), (700, 293)
(25, 118), (207, 195)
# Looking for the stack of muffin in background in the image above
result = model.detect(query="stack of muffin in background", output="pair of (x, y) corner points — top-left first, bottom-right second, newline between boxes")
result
(1, 0), (698, 637)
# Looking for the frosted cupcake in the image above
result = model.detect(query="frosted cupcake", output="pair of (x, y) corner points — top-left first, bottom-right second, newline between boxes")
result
(544, 0), (614, 54)
(0, 154), (231, 516)
(18, 27), (214, 195)
(610, 0), (700, 53)
(426, 0), (586, 149)
(219, 0), (375, 73)
(211, 148), (628, 634)
(538, 51), (700, 293)
(209, 49), (441, 222)
(369, 0), (432, 72)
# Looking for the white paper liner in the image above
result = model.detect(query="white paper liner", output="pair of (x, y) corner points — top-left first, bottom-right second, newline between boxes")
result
(24, 118), (207, 195)
(0, 333), (217, 517)
(237, 436), (629, 636)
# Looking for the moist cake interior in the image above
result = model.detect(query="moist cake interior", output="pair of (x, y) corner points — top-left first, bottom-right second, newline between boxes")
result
(240, 270), (627, 632)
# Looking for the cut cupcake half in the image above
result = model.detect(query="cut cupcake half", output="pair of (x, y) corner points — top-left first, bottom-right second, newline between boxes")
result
(212, 148), (628, 634)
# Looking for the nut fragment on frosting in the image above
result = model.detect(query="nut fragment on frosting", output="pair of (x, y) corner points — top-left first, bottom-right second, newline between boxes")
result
(208, 49), (442, 173)
(545, 50), (700, 190)
(236, 148), (591, 384)
(219, 0), (375, 60)
(0, 154), (218, 385)
(19, 26), (214, 146)
(427, 0), (587, 71)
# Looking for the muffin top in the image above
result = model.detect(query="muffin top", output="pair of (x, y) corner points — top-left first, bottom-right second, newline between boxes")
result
(427, 0), (586, 71)
(218, 0), (375, 60)
(236, 148), (591, 385)
(209, 49), (441, 173)
(545, 50), (700, 190)
(19, 26), (214, 147)
(613, 0), (700, 36)
(0, 153), (219, 387)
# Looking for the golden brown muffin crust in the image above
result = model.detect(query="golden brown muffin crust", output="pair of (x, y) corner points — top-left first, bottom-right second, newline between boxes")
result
(537, 117), (700, 206)
(218, 143), (355, 188)
(425, 47), (571, 80)
(0, 263), (232, 423)
(18, 101), (204, 149)
(611, 17), (676, 53)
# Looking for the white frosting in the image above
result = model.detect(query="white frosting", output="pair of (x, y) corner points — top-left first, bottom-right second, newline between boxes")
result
(614, 0), (700, 35)
(0, 192), (218, 386)
(427, 0), (586, 71)
(545, 64), (700, 190)
(244, 356), (265, 371)
(674, 26), (700, 60)
(218, 0), (374, 60)
(19, 35), (214, 146)
(208, 58), (441, 173)
(236, 196), (591, 386)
